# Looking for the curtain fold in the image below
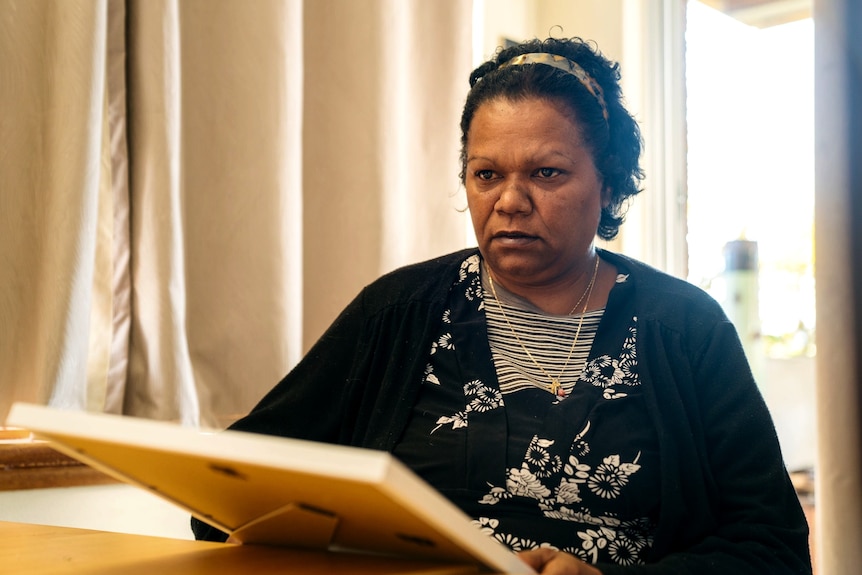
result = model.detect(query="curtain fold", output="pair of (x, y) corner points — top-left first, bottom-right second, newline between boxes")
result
(0, 0), (472, 428)
(101, 0), (132, 415)
(301, 0), (472, 348)
(1, 0), (110, 416)
(124, 0), (200, 424)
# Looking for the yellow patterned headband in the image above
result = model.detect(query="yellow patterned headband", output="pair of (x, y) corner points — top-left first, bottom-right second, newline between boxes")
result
(498, 52), (609, 121)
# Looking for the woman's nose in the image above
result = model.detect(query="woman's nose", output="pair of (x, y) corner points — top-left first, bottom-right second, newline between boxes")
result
(495, 177), (532, 214)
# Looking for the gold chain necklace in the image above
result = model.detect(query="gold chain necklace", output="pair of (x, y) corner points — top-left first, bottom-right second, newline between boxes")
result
(485, 256), (600, 398)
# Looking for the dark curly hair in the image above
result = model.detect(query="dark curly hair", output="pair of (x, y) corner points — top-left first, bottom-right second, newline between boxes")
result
(459, 37), (644, 241)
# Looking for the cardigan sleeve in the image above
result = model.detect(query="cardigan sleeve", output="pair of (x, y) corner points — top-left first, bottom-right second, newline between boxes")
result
(596, 316), (811, 574)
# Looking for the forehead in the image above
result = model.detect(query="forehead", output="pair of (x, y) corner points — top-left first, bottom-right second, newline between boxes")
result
(467, 97), (588, 154)
(473, 95), (578, 123)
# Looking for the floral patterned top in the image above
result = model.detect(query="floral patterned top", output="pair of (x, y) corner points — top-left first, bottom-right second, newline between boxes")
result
(393, 254), (661, 566)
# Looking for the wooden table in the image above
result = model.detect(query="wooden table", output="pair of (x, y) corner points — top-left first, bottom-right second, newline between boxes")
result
(0, 521), (485, 574)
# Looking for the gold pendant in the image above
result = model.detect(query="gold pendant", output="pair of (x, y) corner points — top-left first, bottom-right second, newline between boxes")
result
(549, 380), (566, 398)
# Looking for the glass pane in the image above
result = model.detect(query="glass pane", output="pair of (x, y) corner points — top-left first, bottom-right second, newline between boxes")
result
(685, 1), (815, 361)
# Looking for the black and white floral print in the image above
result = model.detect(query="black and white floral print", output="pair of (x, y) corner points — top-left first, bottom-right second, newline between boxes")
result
(433, 379), (502, 433)
(431, 410), (467, 433)
(470, 321), (653, 565)
(460, 255), (485, 308)
(480, 438), (643, 506)
(395, 255), (658, 567)
(581, 320), (639, 400)
(465, 379), (503, 413)
(423, 362), (440, 385)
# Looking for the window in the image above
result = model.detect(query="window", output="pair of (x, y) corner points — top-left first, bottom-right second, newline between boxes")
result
(686, 1), (815, 360)
(685, 0), (816, 473)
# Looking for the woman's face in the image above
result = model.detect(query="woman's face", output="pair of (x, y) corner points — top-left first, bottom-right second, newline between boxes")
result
(465, 96), (607, 290)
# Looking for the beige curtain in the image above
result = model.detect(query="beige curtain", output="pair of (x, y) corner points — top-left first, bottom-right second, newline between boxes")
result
(0, 0), (472, 428)
(1, 0), (111, 421)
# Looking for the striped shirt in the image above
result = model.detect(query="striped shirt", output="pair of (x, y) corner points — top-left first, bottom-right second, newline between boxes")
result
(481, 270), (605, 396)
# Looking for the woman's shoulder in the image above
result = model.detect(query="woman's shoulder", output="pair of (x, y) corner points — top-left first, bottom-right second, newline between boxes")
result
(359, 248), (479, 306)
(600, 249), (728, 323)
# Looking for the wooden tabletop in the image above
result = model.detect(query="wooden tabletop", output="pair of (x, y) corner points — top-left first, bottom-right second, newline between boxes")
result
(0, 521), (484, 574)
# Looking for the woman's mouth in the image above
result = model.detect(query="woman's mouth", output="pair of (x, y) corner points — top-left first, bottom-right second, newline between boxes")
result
(492, 232), (537, 245)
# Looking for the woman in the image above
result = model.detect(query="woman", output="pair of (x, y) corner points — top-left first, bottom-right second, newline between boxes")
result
(194, 38), (811, 574)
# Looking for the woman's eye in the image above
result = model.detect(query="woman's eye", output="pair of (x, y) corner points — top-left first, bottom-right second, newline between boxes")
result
(536, 167), (560, 178)
(475, 170), (495, 180)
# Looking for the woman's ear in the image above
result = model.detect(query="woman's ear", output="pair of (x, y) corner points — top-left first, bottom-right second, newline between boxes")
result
(601, 185), (612, 209)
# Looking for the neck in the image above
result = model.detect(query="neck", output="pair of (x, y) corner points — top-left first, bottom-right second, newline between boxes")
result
(485, 253), (602, 316)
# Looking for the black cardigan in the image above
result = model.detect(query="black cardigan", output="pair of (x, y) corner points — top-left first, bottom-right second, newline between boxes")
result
(194, 248), (811, 574)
